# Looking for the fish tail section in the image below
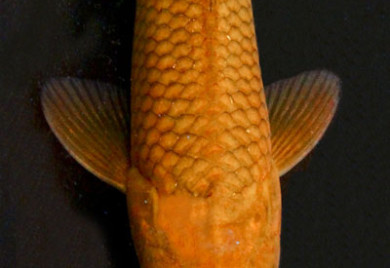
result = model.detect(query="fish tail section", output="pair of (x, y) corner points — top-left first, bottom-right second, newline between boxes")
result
(41, 78), (131, 192)
(265, 70), (341, 176)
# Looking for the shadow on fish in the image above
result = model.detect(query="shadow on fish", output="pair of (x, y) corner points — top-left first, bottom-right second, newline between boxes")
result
(41, 0), (340, 267)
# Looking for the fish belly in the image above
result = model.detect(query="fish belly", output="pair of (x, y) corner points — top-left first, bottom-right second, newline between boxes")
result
(128, 0), (281, 267)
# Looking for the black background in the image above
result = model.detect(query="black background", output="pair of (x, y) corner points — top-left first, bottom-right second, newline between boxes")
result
(1, 0), (389, 267)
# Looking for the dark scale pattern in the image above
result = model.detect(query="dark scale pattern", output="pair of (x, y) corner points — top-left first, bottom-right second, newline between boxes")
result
(1, 0), (388, 267)
(130, 0), (274, 198)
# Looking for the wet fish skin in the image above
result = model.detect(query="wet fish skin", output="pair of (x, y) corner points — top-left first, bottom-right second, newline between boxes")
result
(40, 0), (340, 267)
(128, 0), (281, 266)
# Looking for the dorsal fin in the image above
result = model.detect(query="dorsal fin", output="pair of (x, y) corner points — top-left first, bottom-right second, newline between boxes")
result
(265, 70), (340, 176)
(41, 78), (131, 192)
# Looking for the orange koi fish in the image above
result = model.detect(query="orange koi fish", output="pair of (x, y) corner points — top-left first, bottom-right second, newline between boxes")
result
(41, 0), (340, 267)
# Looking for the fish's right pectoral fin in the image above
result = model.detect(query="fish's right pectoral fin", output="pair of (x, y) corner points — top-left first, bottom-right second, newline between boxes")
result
(41, 78), (131, 192)
(265, 70), (341, 176)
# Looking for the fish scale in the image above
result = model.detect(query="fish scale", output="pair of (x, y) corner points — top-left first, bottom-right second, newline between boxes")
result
(131, 0), (274, 199)
(41, 0), (340, 266)
(128, 0), (281, 266)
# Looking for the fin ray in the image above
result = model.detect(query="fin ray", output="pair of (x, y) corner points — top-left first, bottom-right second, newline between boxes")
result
(265, 70), (340, 176)
(41, 78), (130, 192)
(50, 81), (115, 164)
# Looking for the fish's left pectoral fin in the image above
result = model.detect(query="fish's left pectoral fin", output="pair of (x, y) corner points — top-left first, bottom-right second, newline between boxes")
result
(41, 78), (131, 192)
(265, 70), (341, 176)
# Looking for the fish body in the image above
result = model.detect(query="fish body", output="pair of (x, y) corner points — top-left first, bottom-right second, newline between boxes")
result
(129, 0), (280, 266)
(41, 0), (340, 267)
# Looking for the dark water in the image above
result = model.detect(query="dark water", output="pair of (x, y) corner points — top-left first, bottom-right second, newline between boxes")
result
(0, 1), (388, 267)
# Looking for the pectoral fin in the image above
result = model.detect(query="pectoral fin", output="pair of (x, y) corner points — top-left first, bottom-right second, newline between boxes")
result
(41, 78), (130, 192)
(265, 70), (340, 176)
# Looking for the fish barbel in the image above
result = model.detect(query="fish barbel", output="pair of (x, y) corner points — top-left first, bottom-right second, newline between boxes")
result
(41, 0), (340, 267)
